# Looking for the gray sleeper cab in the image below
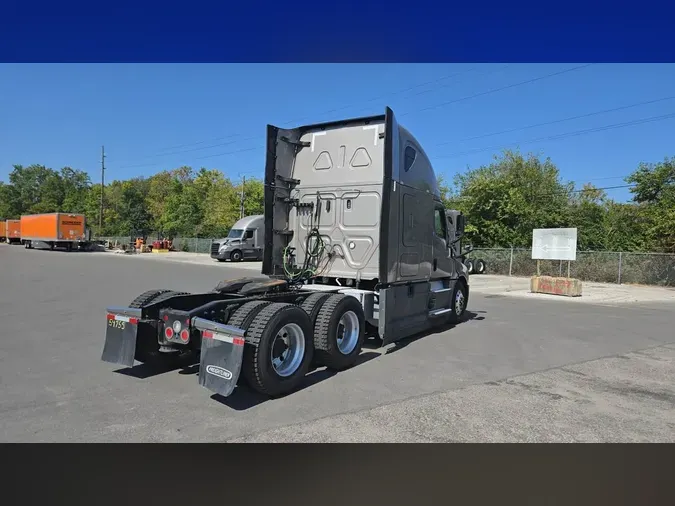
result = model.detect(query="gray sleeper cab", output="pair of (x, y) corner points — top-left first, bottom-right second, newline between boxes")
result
(263, 106), (470, 344)
(210, 214), (265, 262)
(101, 107), (469, 400)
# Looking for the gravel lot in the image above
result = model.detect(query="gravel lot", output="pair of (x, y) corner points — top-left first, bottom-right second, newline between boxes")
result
(1, 243), (674, 442)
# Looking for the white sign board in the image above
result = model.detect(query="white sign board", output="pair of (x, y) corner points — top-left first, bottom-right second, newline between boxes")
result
(531, 228), (577, 261)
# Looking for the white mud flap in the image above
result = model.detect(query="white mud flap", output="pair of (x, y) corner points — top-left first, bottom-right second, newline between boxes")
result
(101, 307), (143, 367)
(193, 317), (247, 397)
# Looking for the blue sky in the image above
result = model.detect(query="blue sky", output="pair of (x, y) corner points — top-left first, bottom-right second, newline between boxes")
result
(1, 63), (674, 202)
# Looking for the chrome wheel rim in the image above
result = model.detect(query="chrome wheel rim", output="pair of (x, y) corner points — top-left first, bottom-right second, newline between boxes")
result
(270, 323), (305, 377)
(454, 289), (465, 316)
(337, 310), (359, 355)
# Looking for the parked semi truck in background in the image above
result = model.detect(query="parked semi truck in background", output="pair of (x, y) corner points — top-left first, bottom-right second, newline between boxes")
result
(21, 213), (87, 251)
(210, 214), (265, 262)
(6, 219), (21, 244)
(101, 107), (470, 400)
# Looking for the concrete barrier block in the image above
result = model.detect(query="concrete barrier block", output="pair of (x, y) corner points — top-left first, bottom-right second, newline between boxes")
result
(530, 276), (583, 297)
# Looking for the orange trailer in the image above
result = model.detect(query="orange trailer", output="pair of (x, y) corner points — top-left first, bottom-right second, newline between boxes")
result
(21, 213), (87, 251)
(6, 219), (21, 244)
(0, 220), (6, 242)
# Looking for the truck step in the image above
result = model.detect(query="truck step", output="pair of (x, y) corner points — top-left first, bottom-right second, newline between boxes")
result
(431, 287), (452, 294)
(428, 307), (453, 318)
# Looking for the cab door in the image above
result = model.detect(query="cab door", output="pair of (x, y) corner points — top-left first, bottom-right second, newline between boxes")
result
(431, 204), (454, 280)
(242, 229), (257, 259)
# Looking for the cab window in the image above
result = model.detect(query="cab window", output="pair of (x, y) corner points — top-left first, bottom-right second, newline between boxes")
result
(404, 146), (416, 172)
(434, 208), (447, 240)
(245, 230), (254, 239)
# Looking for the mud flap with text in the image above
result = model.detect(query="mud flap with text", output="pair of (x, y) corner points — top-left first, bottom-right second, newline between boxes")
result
(101, 307), (143, 368)
(194, 317), (247, 397)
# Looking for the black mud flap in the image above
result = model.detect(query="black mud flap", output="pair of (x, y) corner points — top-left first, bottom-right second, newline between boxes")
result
(193, 317), (247, 397)
(101, 307), (143, 368)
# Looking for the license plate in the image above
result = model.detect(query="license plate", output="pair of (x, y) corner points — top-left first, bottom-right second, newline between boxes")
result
(107, 313), (138, 330)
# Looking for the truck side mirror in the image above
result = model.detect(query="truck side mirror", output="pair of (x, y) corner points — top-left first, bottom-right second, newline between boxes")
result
(456, 215), (465, 235)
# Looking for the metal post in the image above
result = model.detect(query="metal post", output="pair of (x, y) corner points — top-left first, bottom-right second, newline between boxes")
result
(537, 259), (541, 276)
(559, 260), (562, 277)
(99, 145), (105, 232)
(618, 252), (623, 285)
(567, 260), (571, 279)
(509, 246), (514, 276)
(239, 176), (246, 220)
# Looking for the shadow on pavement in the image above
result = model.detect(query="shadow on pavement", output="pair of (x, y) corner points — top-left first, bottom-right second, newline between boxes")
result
(384, 310), (485, 355)
(210, 351), (380, 411)
(114, 353), (199, 379)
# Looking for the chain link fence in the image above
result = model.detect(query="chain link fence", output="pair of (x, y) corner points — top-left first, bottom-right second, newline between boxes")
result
(98, 237), (675, 287)
(467, 248), (675, 287)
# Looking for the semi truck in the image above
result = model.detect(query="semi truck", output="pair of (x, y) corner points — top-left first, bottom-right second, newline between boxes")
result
(6, 219), (21, 244)
(21, 213), (87, 251)
(101, 107), (470, 399)
(210, 214), (265, 262)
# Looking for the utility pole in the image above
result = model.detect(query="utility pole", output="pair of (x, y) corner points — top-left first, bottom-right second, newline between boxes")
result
(99, 145), (106, 232)
(239, 175), (246, 219)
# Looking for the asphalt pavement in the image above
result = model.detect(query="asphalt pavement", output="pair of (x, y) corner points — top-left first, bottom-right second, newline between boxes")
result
(1, 244), (674, 442)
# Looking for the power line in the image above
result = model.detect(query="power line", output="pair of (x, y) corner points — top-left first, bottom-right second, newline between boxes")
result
(437, 95), (675, 147)
(153, 133), (240, 153)
(432, 111), (675, 161)
(444, 183), (635, 203)
(113, 65), (483, 168)
(279, 65), (484, 125)
(114, 64), (600, 170)
(399, 63), (597, 117)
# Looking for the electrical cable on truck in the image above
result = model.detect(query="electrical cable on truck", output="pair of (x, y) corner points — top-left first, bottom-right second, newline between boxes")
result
(282, 193), (338, 285)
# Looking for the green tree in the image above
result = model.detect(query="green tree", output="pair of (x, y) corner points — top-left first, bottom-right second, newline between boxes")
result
(567, 183), (607, 251)
(602, 201), (649, 252)
(449, 150), (573, 247)
(0, 182), (19, 218)
(60, 167), (92, 214)
(626, 157), (675, 252)
(118, 178), (152, 236)
(240, 177), (264, 216)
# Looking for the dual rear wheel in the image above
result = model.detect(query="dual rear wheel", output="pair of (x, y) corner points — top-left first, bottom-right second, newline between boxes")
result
(230, 293), (366, 397)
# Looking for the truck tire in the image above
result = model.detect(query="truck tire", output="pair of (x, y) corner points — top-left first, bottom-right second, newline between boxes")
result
(128, 289), (175, 308)
(230, 249), (243, 262)
(475, 259), (486, 274)
(448, 279), (468, 324)
(465, 259), (474, 274)
(228, 300), (273, 331)
(300, 292), (333, 325)
(240, 302), (314, 397)
(148, 290), (191, 306)
(313, 294), (365, 371)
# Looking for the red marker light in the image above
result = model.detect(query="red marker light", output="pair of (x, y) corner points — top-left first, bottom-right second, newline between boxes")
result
(180, 329), (189, 343)
(164, 327), (174, 339)
(163, 315), (169, 321)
